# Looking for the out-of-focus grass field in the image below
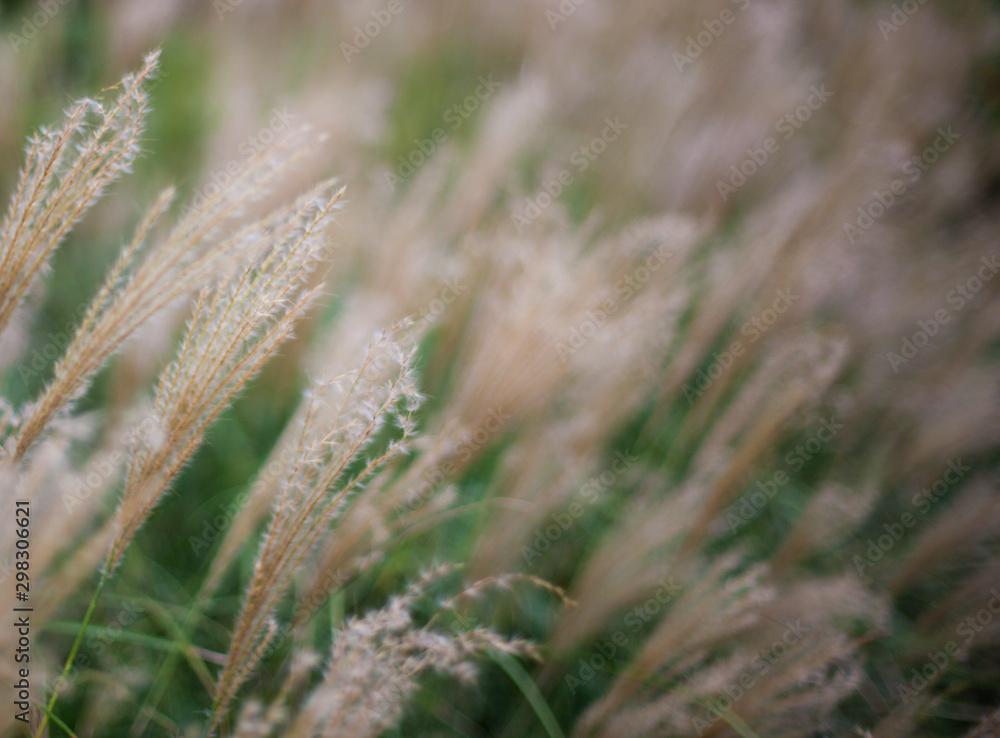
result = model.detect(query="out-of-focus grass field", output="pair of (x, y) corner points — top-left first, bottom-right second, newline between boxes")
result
(3, 1), (1000, 736)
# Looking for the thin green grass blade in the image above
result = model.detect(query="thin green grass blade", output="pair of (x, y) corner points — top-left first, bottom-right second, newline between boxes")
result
(492, 650), (565, 738)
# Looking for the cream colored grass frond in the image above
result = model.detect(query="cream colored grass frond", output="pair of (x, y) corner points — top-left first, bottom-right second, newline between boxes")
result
(575, 568), (885, 738)
(0, 51), (158, 342)
(105, 184), (346, 573)
(280, 572), (537, 738)
(13, 131), (325, 460)
(210, 324), (422, 732)
(200, 317), (426, 596)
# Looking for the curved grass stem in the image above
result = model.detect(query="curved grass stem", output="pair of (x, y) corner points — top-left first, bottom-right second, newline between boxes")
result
(34, 566), (110, 738)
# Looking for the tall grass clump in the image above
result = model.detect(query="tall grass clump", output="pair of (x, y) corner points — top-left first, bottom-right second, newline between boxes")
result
(0, 55), (535, 738)
(3, 1), (1000, 736)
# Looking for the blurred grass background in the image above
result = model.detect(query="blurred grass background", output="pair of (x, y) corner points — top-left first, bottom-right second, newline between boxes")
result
(3, 0), (1000, 736)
